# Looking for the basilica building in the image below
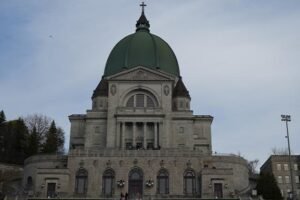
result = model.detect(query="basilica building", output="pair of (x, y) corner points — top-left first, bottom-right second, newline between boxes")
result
(23, 6), (250, 199)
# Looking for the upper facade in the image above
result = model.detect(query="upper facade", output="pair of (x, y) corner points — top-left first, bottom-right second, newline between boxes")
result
(69, 8), (213, 154)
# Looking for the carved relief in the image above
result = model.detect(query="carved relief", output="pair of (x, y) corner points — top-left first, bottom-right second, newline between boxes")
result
(160, 160), (164, 167)
(93, 160), (98, 167)
(164, 85), (170, 96)
(110, 84), (116, 96)
(106, 160), (112, 167)
(133, 70), (147, 79)
(186, 160), (192, 168)
(110, 68), (172, 81)
(79, 160), (84, 167)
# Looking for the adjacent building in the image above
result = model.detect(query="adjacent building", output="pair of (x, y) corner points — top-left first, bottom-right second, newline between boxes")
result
(23, 6), (250, 199)
(260, 155), (300, 199)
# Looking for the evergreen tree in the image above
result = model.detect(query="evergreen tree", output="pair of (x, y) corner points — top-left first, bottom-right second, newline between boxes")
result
(13, 118), (29, 163)
(0, 111), (6, 159)
(0, 110), (6, 123)
(1, 118), (29, 164)
(256, 172), (283, 200)
(56, 127), (65, 153)
(43, 120), (58, 153)
(26, 126), (39, 156)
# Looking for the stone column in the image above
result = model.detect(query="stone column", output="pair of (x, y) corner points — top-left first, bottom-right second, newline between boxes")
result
(133, 122), (136, 147)
(121, 122), (125, 149)
(143, 122), (147, 149)
(116, 121), (120, 148)
(154, 122), (158, 148)
(157, 122), (160, 148)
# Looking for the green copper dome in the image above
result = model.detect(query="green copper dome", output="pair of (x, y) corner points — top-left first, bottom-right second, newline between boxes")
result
(103, 11), (180, 77)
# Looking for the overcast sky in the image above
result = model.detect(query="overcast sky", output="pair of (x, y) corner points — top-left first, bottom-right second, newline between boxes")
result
(1, 0), (299, 168)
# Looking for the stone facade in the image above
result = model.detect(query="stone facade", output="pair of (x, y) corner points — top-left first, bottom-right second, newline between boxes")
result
(260, 155), (300, 199)
(22, 8), (250, 199)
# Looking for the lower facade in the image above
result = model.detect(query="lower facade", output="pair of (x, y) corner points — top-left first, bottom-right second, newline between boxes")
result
(23, 149), (250, 199)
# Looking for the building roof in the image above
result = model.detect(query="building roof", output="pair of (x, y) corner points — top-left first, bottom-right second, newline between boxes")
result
(173, 77), (191, 99)
(260, 154), (300, 171)
(92, 78), (108, 98)
(103, 10), (180, 77)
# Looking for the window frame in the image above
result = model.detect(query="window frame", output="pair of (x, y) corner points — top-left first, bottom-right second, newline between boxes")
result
(157, 169), (169, 194)
(102, 169), (115, 196)
(75, 168), (88, 195)
(125, 90), (158, 108)
(183, 170), (196, 195)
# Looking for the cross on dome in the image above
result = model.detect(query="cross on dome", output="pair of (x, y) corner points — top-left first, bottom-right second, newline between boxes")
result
(140, 2), (146, 13)
(136, 2), (150, 31)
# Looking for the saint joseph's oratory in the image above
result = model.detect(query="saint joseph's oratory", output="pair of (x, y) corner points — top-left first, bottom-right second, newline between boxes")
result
(23, 5), (250, 200)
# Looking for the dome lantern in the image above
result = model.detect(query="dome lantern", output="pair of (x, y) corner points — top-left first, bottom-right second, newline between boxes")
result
(136, 2), (150, 32)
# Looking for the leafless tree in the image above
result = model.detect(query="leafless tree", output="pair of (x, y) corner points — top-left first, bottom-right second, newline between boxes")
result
(248, 159), (259, 176)
(23, 114), (52, 142)
(271, 147), (289, 155)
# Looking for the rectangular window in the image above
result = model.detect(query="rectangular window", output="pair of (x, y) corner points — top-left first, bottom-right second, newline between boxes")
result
(284, 164), (289, 171)
(285, 176), (290, 183)
(77, 178), (86, 194)
(147, 142), (154, 149)
(179, 127), (184, 134)
(136, 94), (145, 107)
(146, 96), (154, 107)
(126, 142), (133, 149)
(278, 176), (283, 183)
(294, 164), (298, 171)
(104, 178), (112, 195)
(99, 100), (103, 107)
(136, 142), (143, 149)
(295, 176), (299, 183)
(277, 163), (281, 171)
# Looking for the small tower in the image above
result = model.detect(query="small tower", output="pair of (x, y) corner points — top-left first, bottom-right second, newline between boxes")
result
(91, 77), (108, 110)
(172, 77), (191, 111)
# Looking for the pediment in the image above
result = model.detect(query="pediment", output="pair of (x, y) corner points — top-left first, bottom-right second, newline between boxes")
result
(106, 66), (176, 81)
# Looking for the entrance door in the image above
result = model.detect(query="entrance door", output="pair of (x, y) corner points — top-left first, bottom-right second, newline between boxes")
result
(47, 183), (56, 198)
(214, 183), (223, 198)
(128, 169), (143, 199)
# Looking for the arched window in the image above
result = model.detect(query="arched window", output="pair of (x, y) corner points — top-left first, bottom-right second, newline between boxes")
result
(157, 169), (169, 194)
(26, 176), (33, 189)
(129, 168), (143, 198)
(125, 91), (158, 108)
(75, 168), (88, 195)
(102, 169), (115, 196)
(184, 170), (196, 195)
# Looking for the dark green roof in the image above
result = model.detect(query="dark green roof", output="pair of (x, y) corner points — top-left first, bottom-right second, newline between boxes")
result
(173, 77), (190, 99)
(103, 12), (180, 77)
(92, 78), (108, 98)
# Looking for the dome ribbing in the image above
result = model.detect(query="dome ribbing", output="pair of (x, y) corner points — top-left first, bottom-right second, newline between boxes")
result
(103, 10), (180, 77)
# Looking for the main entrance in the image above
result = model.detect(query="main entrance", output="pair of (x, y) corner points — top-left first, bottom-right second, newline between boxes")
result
(46, 183), (56, 198)
(128, 168), (143, 199)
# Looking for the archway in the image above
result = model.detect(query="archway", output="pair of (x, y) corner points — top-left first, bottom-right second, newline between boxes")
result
(128, 168), (143, 199)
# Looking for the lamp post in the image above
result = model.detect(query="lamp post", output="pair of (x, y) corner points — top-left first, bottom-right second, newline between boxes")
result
(281, 115), (295, 200)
